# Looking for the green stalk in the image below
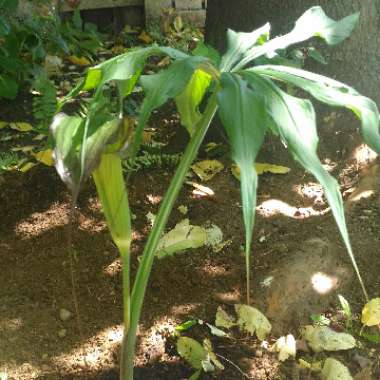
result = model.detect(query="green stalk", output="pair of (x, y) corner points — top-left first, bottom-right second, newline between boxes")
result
(122, 93), (218, 380)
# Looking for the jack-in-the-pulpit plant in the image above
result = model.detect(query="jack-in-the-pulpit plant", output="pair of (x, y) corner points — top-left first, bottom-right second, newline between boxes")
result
(50, 7), (380, 379)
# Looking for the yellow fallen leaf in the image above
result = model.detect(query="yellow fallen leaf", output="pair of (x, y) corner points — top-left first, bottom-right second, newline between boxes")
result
(10, 122), (33, 132)
(111, 45), (127, 54)
(232, 163), (290, 180)
(67, 55), (91, 66)
(192, 160), (224, 181)
(19, 162), (37, 172)
(321, 358), (353, 380)
(138, 30), (153, 44)
(361, 297), (380, 326)
(33, 149), (54, 166)
(235, 304), (271, 340)
(12, 145), (35, 152)
(0, 121), (8, 129)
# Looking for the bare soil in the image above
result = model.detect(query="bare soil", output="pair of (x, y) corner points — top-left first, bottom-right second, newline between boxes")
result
(0, 100), (379, 379)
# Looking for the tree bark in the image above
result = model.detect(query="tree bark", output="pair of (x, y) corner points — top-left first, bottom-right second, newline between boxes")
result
(205, 0), (380, 105)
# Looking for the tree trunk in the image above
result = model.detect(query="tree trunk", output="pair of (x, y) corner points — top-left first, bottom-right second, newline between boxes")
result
(205, 0), (380, 105)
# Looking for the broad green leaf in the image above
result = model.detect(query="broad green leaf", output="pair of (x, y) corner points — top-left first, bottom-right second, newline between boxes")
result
(50, 113), (83, 193)
(92, 153), (131, 256)
(321, 358), (353, 380)
(82, 46), (187, 92)
(193, 41), (221, 67)
(175, 69), (212, 135)
(217, 73), (268, 304)
(220, 23), (270, 71)
(177, 337), (207, 370)
(250, 65), (380, 155)
(302, 325), (356, 352)
(235, 304), (271, 340)
(241, 72), (368, 299)
(50, 113), (122, 196)
(361, 298), (380, 327)
(233, 6), (359, 70)
(135, 56), (211, 157)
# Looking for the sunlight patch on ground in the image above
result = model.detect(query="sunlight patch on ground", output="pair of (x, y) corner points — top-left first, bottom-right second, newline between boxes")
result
(311, 272), (338, 294)
(171, 303), (200, 317)
(257, 199), (329, 219)
(15, 202), (68, 237)
(201, 263), (233, 278)
(214, 288), (241, 303)
(103, 258), (122, 276)
(0, 362), (41, 380)
(293, 182), (325, 205)
(0, 318), (23, 332)
(53, 324), (123, 373)
(353, 144), (378, 167)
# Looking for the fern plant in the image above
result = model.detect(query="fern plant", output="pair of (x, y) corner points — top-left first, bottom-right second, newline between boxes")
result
(51, 7), (380, 379)
(32, 73), (57, 132)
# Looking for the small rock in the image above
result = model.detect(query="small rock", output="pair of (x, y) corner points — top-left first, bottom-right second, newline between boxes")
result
(68, 65), (76, 71)
(57, 328), (67, 338)
(59, 308), (72, 322)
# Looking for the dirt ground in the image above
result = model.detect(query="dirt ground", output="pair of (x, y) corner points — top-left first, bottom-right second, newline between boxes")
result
(0, 96), (380, 379)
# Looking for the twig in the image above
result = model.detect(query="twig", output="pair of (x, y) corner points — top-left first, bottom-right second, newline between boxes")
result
(216, 353), (252, 379)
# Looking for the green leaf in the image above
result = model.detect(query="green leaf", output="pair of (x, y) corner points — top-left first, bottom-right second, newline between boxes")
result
(0, 75), (18, 99)
(92, 153), (131, 256)
(50, 113), (122, 197)
(175, 319), (198, 332)
(175, 69), (212, 135)
(193, 41), (221, 67)
(217, 73), (268, 304)
(233, 7), (359, 71)
(241, 71), (368, 299)
(82, 46), (187, 92)
(134, 56), (210, 157)
(220, 23), (270, 71)
(177, 337), (207, 370)
(249, 65), (380, 155)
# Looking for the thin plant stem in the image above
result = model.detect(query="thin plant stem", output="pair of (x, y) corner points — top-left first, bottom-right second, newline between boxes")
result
(122, 93), (218, 380)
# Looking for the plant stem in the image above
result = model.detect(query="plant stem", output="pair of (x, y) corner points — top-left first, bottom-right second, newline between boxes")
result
(121, 93), (218, 380)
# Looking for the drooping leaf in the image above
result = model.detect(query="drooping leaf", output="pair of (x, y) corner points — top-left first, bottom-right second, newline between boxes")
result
(50, 113), (122, 196)
(241, 71), (368, 299)
(92, 153), (131, 256)
(217, 73), (269, 304)
(220, 23), (270, 71)
(321, 358), (353, 380)
(233, 6), (359, 70)
(175, 69), (212, 135)
(82, 46), (187, 92)
(302, 325), (356, 352)
(203, 338), (224, 370)
(250, 65), (380, 154)
(361, 298), (380, 327)
(235, 304), (271, 340)
(177, 337), (207, 370)
(135, 56), (212, 157)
